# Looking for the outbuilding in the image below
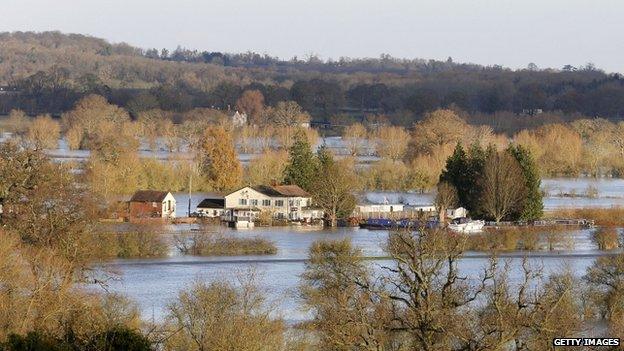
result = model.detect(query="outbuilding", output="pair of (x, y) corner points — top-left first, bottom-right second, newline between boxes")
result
(196, 198), (225, 218)
(129, 190), (176, 218)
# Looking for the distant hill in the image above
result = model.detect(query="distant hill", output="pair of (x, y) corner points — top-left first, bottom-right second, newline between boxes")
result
(1, 31), (623, 130)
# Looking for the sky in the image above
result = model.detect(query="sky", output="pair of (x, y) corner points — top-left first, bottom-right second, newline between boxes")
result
(2, 0), (623, 72)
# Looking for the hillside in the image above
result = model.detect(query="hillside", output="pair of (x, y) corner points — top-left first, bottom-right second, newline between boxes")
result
(1, 31), (624, 131)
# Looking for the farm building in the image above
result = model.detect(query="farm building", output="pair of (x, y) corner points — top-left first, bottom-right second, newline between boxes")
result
(129, 190), (176, 219)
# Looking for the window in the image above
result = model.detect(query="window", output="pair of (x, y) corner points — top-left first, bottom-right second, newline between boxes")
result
(239, 199), (247, 206)
(275, 200), (284, 207)
(262, 199), (271, 206)
(251, 199), (258, 206)
(152, 202), (158, 208)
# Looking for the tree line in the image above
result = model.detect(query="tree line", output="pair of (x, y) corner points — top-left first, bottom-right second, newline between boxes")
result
(2, 31), (624, 128)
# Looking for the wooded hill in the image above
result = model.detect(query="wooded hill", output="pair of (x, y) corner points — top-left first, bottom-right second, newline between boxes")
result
(1, 31), (623, 131)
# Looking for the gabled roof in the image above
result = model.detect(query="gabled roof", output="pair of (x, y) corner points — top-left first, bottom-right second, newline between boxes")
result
(251, 185), (309, 197)
(197, 198), (225, 209)
(130, 190), (170, 203)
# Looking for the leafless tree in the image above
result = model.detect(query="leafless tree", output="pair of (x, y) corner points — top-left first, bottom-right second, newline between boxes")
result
(480, 151), (527, 222)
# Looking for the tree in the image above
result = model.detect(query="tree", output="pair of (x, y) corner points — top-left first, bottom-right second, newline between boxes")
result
(310, 149), (357, 227)
(342, 123), (367, 156)
(26, 114), (60, 149)
(300, 239), (391, 350)
(410, 109), (468, 156)
(267, 101), (310, 127)
(508, 144), (543, 221)
(480, 151), (527, 222)
(374, 125), (409, 161)
(283, 130), (317, 191)
(165, 279), (284, 351)
(439, 144), (470, 206)
(199, 126), (242, 191)
(382, 229), (480, 350)
(6, 109), (30, 135)
(245, 150), (288, 186)
(61, 95), (130, 150)
(235, 90), (265, 125)
(435, 182), (458, 223)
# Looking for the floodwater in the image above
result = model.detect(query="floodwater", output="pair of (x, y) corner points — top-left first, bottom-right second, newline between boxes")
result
(3, 132), (624, 322)
(106, 174), (624, 322)
(102, 223), (606, 323)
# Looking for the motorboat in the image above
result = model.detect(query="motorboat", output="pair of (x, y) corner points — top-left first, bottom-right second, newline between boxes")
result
(447, 217), (485, 233)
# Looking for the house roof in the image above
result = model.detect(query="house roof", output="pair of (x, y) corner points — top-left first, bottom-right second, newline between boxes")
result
(130, 190), (170, 203)
(197, 198), (225, 209)
(251, 185), (309, 197)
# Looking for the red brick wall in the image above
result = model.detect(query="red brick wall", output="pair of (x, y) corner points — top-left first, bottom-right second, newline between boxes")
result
(129, 201), (162, 218)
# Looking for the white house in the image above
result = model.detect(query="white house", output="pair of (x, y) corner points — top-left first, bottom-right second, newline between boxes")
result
(129, 190), (176, 218)
(196, 198), (225, 218)
(224, 185), (323, 222)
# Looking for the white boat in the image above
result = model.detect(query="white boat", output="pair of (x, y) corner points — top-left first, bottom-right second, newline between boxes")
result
(448, 218), (485, 233)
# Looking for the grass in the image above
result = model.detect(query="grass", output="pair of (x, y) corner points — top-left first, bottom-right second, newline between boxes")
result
(545, 207), (624, 226)
(174, 232), (277, 256)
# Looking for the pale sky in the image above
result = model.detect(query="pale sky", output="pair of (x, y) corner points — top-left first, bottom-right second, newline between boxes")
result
(2, 0), (623, 72)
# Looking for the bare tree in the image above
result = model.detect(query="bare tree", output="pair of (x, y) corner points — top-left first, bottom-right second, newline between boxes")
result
(434, 181), (458, 223)
(300, 239), (393, 351)
(480, 151), (527, 222)
(343, 123), (368, 156)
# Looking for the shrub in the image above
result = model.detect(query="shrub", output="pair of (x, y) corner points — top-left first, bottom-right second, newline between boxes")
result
(174, 232), (277, 256)
(92, 231), (168, 259)
(592, 227), (620, 250)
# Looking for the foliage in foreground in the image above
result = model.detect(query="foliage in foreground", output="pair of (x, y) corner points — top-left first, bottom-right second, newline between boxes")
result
(300, 231), (624, 350)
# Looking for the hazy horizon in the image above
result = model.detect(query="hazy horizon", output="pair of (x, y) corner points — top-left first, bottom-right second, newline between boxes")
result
(2, 0), (623, 73)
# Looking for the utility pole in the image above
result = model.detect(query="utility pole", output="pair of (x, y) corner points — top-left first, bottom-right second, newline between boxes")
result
(187, 172), (192, 217)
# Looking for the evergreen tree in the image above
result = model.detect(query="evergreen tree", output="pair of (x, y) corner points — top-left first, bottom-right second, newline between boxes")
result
(464, 143), (488, 217)
(317, 143), (334, 168)
(440, 143), (486, 215)
(283, 130), (318, 191)
(508, 144), (544, 221)
(440, 143), (469, 205)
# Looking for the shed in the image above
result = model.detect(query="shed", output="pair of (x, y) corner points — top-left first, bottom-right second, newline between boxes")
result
(129, 190), (176, 218)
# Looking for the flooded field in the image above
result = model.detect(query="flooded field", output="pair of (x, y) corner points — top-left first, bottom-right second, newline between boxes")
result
(101, 222), (610, 323)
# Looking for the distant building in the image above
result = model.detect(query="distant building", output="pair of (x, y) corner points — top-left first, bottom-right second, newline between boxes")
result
(0, 86), (19, 95)
(224, 185), (323, 222)
(521, 108), (543, 116)
(230, 111), (247, 127)
(196, 198), (225, 218)
(354, 203), (404, 216)
(128, 190), (176, 218)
